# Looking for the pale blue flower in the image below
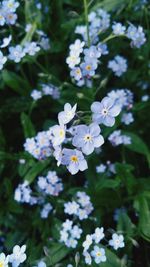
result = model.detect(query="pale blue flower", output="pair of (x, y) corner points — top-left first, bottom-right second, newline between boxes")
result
(121, 112), (134, 125)
(81, 60), (97, 77)
(31, 89), (42, 100)
(24, 42), (40, 56)
(61, 148), (88, 175)
(91, 246), (106, 264)
(36, 261), (46, 267)
(8, 45), (25, 63)
(70, 67), (82, 81)
(91, 97), (121, 127)
(109, 233), (125, 250)
(126, 25), (146, 48)
(97, 42), (108, 55)
(96, 164), (106, 173)
(0, 11), (5, 25)
(112, 22), (126, 35)
(72, 123), (104, 155)
(40, 203), (53, 219)
(5, 12), (17, 24)
(84, 45), (101, 61)
(108, 55), (127, 77)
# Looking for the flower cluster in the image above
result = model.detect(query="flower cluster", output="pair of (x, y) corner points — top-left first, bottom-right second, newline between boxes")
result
(67, 8), (146, 86)
(8, 42), (40, 63)
(108, 55), (127, 77)
(82, 228), (124, 265)
(126, 24), (146, 48)
(64, 191), (94, 220)
(14, 181), (36, 205)
(75, 9), (110, 43)
(31, 83), (60, 101)
(37, 170), (63, 197)
(0, 0), (19, 27)
(107, 88), (133, 110)
(40, 203), (53, 219)
(107, 88), (134, 125)
(66, 38), (107, 86)
(14, 180), (54, 219)
(24, 131), (52, 160)
(0, 245), (27, 267)
(24, 99), (121, 174)
(96, 161), (116, 174)
(108, 130), (131, 146)
(60, 219), (82, 248)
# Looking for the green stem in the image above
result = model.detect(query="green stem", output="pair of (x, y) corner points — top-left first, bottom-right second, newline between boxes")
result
(102, 33), (125, 44)
(83, 0), (90, 46)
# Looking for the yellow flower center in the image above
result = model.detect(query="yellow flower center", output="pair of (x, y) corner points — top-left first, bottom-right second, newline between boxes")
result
(76, 69), (81, 74)
(59, 129), (65, 138)
(85, 65), (91, 71)
(70, 155), (78, 163)
(66, 111), (72, 118)
(96, 251), (102, 257)
(84, 134), (92, 141)
(8, 3), (13, 7)
(0, 15), (3, 20)
(0, 262), (4, 267)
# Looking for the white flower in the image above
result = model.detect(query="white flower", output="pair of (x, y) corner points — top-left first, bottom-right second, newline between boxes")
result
(83, 234), (93, 251)
(58, 103), (77, 125)
(0, 253), (9, 267)
(109, 233), (125, 250)
(69, 39), (85, 55)
(0, 35), (12, 48)
(83, 251), (92, 265)
(92, 227), (105, 243)
(9, 245), (27, 267)
(66, 53), (80, 69)
(31, 90), (42, 100)
(0, 51), (7, 70)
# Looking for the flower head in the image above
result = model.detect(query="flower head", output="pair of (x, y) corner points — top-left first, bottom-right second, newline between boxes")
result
(109, 233), (125, 250)
(91, 97), (121, 127)
(72, 123), (104, 155)
(61, 148), (88, 175)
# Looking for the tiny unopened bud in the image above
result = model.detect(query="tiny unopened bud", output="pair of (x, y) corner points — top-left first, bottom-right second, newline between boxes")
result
(75, 252), (80, 267)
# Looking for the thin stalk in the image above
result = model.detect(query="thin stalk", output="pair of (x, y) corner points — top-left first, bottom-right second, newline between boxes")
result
(83, 0), (90, 46)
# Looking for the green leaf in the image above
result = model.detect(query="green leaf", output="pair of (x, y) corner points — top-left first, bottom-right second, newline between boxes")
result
(100, 247), (126, 267)
(115, 163), (137, 195)
(44, 243), (70, 266)
(117, 212), (136, 237)
(96, 178), (121, 192)
(2, 70), (31, 95)
(136, 195), (150, 241)
(123, 132), (150, 166)
(24, 159), (50, 183)
(21, 112), (36, 138)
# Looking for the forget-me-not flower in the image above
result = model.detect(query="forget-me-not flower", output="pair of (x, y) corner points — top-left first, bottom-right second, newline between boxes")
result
(91, 97), (121, 127)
